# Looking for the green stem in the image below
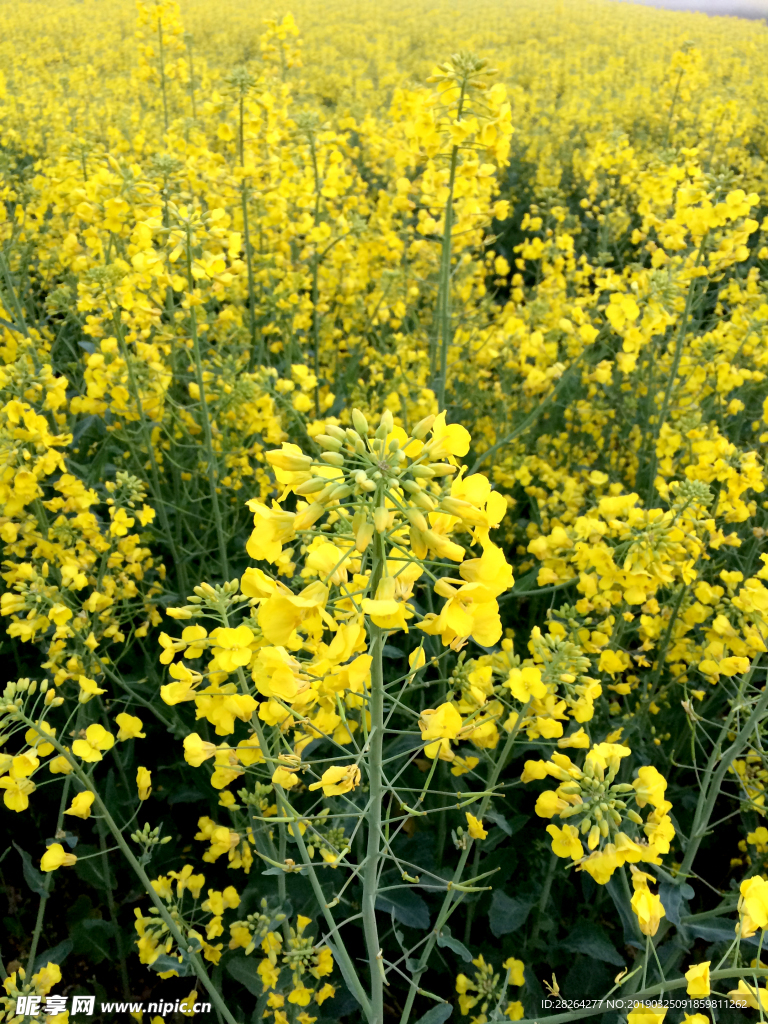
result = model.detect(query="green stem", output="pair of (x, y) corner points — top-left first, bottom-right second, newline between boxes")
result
(25, 775), (71, 974)
(362, 529), (387, 1024)
(97, 816), (131, 998)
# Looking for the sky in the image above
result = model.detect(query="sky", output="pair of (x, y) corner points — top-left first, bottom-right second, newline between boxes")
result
(622, 0), (768, 16)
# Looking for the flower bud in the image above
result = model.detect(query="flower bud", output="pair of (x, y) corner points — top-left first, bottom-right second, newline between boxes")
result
(375, 410), (393, 439)
(266, 449), (313, 471)
(410, 526), (428, 559)
(295, 477), (329, 495)
(402, 480), (423, 495)
(327, 483), (354, 501)
(411, 466), (435, 479)
(325, 424), (347, 442)
(405, 508), (429, 532)
(412, 414), (436, 440)
(428, 463), (458, 476)
(374, 506), (389, 533)
(320, 452), (345, 468)
(315, 434), (343, 452)
(413, 491), (436, 511)
(352, 409), (369, 436)
(354, 522), (375, 552)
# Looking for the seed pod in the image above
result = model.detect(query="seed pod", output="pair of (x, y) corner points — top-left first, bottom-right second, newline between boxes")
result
(411, 414), (436, 440)
(295, 477), (329, 495)
(315, 434), (343, 452)
(321, 452), (345, 467)
(352, 409), (369, 436)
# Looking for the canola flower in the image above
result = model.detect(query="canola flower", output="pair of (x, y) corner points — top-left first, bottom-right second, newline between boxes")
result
(0, 0), (768, 1021)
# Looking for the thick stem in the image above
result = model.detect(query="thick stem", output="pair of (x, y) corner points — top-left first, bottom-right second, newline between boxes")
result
(362, 530), (387, 1023)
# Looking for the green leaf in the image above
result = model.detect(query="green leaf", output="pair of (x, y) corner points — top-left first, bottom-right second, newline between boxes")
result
(489, 889), (535, 937)
(376, 889), (430, 929)
(33, 939), (73, 974)
(150, 953), (196, 977)
(659, 879), (694, 927)
(73, 845), (113, 890)
(13, 842), (49, 898)
(226, 956), (265, 995)
(559, 921), (624, 967)
(414, 1005), (452, 1024)
(437, 925), (472, 963)
(70, 920), (116, 965)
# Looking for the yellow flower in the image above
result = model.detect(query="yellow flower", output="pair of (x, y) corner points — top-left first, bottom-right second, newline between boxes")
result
(72, 724), (115, 763)
(309, 764), (361, 796)
(272, 765), (300, 789)
(184, 733), (218, 767)
(361, 576), (411, 631)
(505, 665), (546, 702)
(546, 823), (584, 861)
(685, 961), (710, 998)
(465, 813), (487, 840)
(740, 875), (768, 934)
(64, 790), (95, 819)
(40, 843), (78, 872)
(137, 766), (152, 800)
(630, 886), (665, 936)
(627, 1007), (666, 1024)
(503, 957), (525, 986)
(208, 624), (256, 673)
(116, 713), (146, 741)
(419, 702), (464, 760)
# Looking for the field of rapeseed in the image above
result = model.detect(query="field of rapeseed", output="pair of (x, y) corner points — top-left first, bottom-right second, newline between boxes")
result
(1, 0), (768, 1022)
